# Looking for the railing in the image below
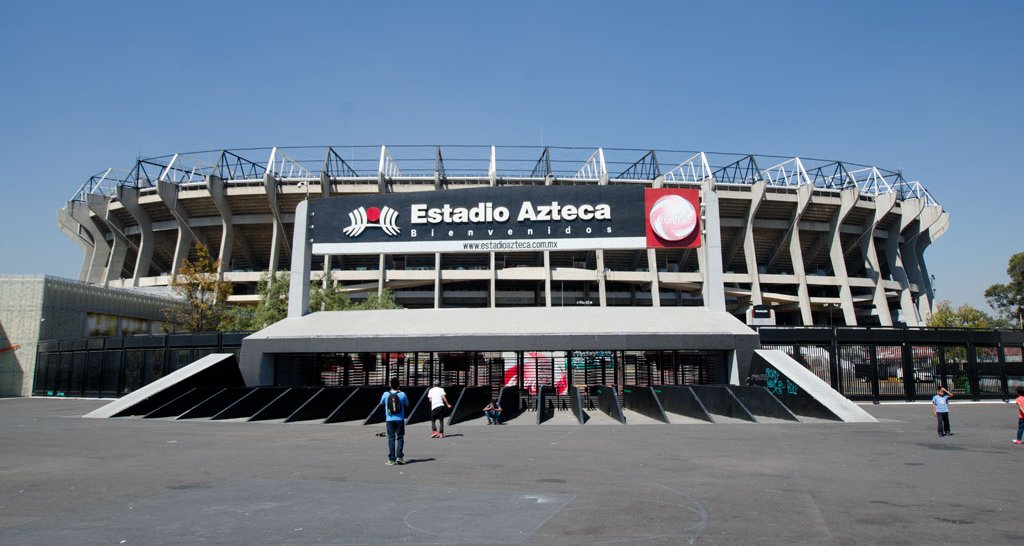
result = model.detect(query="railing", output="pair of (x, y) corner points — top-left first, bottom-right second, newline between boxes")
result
(35, 327), (1020, 403)
(32, 332), (252, 398)
(66, 145), (940, 207)
(756, 327), (1024, 402)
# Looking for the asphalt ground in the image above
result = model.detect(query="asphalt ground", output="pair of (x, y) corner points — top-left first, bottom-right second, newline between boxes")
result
(0, 397), (1021, 545)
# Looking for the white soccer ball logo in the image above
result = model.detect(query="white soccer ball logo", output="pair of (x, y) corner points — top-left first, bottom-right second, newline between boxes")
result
(649, 195), (697, 241)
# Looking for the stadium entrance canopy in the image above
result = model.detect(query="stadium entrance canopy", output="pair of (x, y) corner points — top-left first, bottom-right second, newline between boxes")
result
(238, 306), (760, 387)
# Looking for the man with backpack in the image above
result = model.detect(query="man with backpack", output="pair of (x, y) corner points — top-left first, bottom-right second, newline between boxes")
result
(380, 377), (409, 465)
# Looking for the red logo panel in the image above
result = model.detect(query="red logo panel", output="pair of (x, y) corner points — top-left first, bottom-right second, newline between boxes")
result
(645, 188), (701, 248)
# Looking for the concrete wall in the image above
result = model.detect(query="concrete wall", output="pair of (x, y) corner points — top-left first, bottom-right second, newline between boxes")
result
(0, 276), (180, 397)
(0, 278), (45, 396)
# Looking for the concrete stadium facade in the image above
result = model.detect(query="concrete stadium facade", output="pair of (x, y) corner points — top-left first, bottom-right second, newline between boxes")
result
(58, 145), (947, 327)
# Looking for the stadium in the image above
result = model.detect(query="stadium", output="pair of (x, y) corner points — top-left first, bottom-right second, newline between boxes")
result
(30, 143), (1024, 418)
(58, 145), (947, 327)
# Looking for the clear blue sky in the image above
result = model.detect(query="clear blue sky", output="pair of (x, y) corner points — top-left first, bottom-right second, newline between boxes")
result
(1, 1), (1020, 311)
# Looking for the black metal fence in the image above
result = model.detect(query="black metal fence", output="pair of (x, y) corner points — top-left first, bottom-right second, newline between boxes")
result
(757, 327), (1024, 402)
(32, 332), (251, 398)
(32, 327), (1024, 403)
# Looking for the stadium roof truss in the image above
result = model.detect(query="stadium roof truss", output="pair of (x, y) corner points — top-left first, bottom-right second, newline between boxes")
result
(67, 145), (941, 208)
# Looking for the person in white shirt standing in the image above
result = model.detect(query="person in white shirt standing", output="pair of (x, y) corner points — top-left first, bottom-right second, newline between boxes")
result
(427, 380), (452, 438)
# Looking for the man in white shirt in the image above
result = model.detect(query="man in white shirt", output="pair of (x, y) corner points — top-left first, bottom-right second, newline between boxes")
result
(427, 380), (451, 438)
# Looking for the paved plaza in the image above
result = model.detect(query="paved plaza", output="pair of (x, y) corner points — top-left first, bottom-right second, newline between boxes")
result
(0, 397), (1020, 545)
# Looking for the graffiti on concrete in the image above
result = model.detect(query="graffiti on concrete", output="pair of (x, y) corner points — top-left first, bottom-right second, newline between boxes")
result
(766, 367), (799, 396)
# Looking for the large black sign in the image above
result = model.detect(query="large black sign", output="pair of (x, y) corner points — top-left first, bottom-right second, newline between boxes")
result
(308, 186), (649, 255)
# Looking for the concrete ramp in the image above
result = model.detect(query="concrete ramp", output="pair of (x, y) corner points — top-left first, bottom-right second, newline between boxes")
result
(496, 386), (520, 423)
(568, 386), (586, 424)
(655, 385), (713, 423)
(449, 386), (491, 426)
(592, 385), (626, 424)
(690, 385), (756, 422)
(285, 387), (355, 423)
(83, 354), (244, 419)
(622, 386), (670, 424)
(727, 386), (799, 422)
(752, 350), (877, 423)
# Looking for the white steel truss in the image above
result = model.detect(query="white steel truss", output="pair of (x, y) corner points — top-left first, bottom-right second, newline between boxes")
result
(761, 157), (812, 188)
(266, 147), (314, 180)
(64, 146), (943, 210)
(663, 152), (713, 183)
(72, 168), (127, 202)
(896, 180), (938, 206)
(855, 166), (894, 196)
(378, 145), (401, 178)
(573, 148), (606, 180)
(158, 154), (214, 184)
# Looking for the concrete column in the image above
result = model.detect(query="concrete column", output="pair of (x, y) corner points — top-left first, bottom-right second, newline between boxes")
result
(86, 194), (130, 284)
(117, 186), (154, 285)
(790, 184), (814, 325)
(593, 171), (609, 296)
(319, 172), (333, 284)
(828, 186), (859, 325)
(264, 174), (291, 282)
(435, 252), (443, 309)
(887, 220), (917, 326)
(901, 216), (926, 317)
(700, 178), (726, 312)
(57, 206), (95, 282)
(209, 175), (257, 274)
(67, 201), (110, 283)
(741, 181), (766, 308)
(156, 179), (198, 277)
(890, 198), (923, 325)
(269, 224), (282, 280)
(378, 254), (386, 295)
(287, 200), (311, 318)
(861, 193), (897, 326)
(489, 252), (496, 308)
(320, 171), (332, 198)
(915, 209), (948, 320)
(208, 175), (233, 275)
(543, 251), (552, 307)
(378, 171), (388, 193)
(647, 248), (661, 307)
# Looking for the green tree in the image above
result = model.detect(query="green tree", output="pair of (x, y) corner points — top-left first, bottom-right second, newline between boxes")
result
(250, 273), (290, 329)
(223, 273), (402, 330)
(310, 272), (353, 312)
(164, 243), (233, 332)
(221, 305), (256, 332)
(984, 252), (1024, 328)
(927, 300), (998, 329)
(354, 288), (401, 310)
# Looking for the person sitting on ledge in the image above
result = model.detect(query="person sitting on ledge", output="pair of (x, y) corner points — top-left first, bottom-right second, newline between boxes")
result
(483, 399), (502, 425)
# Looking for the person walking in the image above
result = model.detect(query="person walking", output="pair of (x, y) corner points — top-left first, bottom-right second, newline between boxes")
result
(380, 377), (409, 465)
(1014, 387), (1024, 445)
(932, 386), (953, 437)
(427, 380), (451, 438)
